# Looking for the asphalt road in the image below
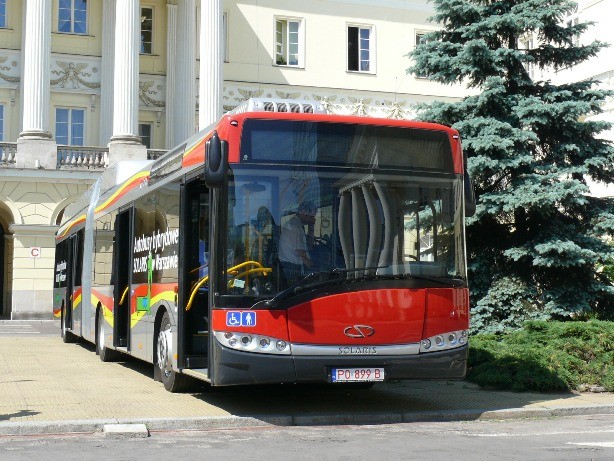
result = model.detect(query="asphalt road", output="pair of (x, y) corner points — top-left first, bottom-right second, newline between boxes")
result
(1, 414), (613, 460)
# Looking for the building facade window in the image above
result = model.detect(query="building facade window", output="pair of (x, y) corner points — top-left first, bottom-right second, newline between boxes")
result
(139, 123), (152, 149)
(414, 32), (432, 78)
(56, 108), (85, 146)
(275, 17), (303, 67)
(566, 15), (580, 47)
(141, 7), (153, 54)
(0, 104), (4, 141)
(58, 0), (87, 34)
(223, 11), (229, 63)
(0, 0), (7, 28)
(520, 36), (535, 80)
(347, 24), (374, 73)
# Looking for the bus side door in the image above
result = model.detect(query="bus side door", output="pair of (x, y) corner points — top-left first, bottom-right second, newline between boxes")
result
(113, 208), (133, 349)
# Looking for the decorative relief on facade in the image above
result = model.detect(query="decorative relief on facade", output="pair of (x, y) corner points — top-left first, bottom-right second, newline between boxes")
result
(139, 79), (166, 108)
(275, 90), (301, 100)
(382, 100), (409, 120)
(237, 88), (264, 102)
(50, 58), (100, 91)
(348, 97), (372, 117)
(0, 55), (20, 85)
(221, 82), (418, 120)
(312, 95), (336, 113)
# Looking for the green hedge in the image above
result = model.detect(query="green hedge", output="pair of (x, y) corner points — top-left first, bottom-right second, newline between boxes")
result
(467, 320), (614, 392)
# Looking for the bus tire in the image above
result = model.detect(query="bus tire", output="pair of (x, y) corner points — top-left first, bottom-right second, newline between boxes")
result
(156, 311), (192, 393)
(61, 305), (76, 343)
(97, 308), (121, 362)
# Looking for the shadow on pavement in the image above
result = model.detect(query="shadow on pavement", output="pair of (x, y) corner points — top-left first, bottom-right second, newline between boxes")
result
(73, 338), (579, 423)
(0, 410), (41, 421)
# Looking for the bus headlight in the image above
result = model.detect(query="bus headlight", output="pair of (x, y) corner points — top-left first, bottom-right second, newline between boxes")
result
(214, 331), (291, 355)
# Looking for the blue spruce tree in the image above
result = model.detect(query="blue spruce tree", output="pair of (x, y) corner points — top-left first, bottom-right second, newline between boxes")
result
(408, 0), (614, 332)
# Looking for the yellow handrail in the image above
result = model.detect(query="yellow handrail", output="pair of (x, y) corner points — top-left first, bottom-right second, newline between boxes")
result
(233, 267), (272, 280)
(119, 286), (129, 305)
(225, 260), (263, 273)
(189, 263), (208, 275)
(185, 260), (271, 311)
(185, 275), (210, 312)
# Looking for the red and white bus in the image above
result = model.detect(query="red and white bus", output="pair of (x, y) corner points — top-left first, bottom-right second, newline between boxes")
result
(54, 99), (475, 392)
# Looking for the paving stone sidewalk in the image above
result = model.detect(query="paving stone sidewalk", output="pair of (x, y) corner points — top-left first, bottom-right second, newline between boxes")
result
(1, 333), (613, 435)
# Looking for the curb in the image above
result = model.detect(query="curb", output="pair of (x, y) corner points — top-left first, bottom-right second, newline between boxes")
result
(0, 320), (59, 324)
(2, 405), (614, 437)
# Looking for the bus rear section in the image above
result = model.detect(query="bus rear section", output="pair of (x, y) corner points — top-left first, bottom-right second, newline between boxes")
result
(204, 113), (471, 386)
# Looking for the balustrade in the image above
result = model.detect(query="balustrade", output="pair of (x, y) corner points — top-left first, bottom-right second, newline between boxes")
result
(57, 146), (109, 170)
(0, 142), (17, 166)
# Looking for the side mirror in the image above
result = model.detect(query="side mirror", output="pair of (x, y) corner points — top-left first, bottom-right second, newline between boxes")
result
(464, 171), (476, 218)
(205, 130), (228, 187)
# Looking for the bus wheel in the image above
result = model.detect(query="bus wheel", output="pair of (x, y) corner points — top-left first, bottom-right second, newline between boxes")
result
(97, 309), (120, 362)
(61, 306), (76, 343)
(157, 312), (192, 393)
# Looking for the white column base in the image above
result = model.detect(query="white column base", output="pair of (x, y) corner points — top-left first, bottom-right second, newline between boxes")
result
(108, 139), (147, 165)
(15, 137), (57, 169)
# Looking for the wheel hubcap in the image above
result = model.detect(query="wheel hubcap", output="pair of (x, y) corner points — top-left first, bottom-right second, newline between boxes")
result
(157, 326), (172, 377)
(98, 316), (104, 350)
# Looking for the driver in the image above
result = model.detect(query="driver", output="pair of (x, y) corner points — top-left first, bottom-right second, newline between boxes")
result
(278, 201), (315, 284)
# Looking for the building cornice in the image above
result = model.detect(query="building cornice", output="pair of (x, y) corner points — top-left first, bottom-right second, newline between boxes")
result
(8, 224), (59, 236)
(324, 0), (434, 12)
(0, 168), (100, 184)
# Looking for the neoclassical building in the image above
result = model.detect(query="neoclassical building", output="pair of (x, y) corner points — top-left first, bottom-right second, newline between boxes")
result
(541, 0), (614, 199)
(0, 0), (465, 319)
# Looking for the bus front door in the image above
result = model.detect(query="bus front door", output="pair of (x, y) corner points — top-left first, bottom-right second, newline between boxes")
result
(64, 235), (75, 333)
(62, 231), (83, 341)
(178, 179), (210, 371)
(113, 208), (133, 349)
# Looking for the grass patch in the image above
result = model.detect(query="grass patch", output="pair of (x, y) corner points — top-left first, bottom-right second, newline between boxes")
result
(467, 320), (614, 392)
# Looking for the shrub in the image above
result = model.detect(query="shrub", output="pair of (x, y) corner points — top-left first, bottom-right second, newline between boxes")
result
(467, 320), (614, 392)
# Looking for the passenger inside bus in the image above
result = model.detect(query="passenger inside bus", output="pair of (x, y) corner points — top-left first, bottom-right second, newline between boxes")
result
(249, 206), (279, 269)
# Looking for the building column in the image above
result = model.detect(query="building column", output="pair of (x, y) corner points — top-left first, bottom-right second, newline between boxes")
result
(109, 0), (146, 163)
(165, 1), (178, 149)
(199, 0), (223, 129)
(100, 0), (116, 146)
(17, 0), (56, 169)
(173, 0), (196, 145)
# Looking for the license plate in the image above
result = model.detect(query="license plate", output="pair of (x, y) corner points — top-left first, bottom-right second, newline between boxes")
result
(331, 367), (385, 383)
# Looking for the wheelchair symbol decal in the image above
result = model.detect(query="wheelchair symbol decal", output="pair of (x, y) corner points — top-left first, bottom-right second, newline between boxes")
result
(226, 311), (257, 327)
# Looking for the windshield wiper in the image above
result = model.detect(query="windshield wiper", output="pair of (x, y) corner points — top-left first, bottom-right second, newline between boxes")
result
(335, 266), (465, 287)
(398, 273), (465, 287)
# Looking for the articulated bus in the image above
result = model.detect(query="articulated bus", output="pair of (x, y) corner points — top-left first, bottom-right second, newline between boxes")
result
(54, 98), (476, 392)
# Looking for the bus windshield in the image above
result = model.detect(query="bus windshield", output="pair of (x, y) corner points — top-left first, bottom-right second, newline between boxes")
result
(225, 164), (466, 299)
